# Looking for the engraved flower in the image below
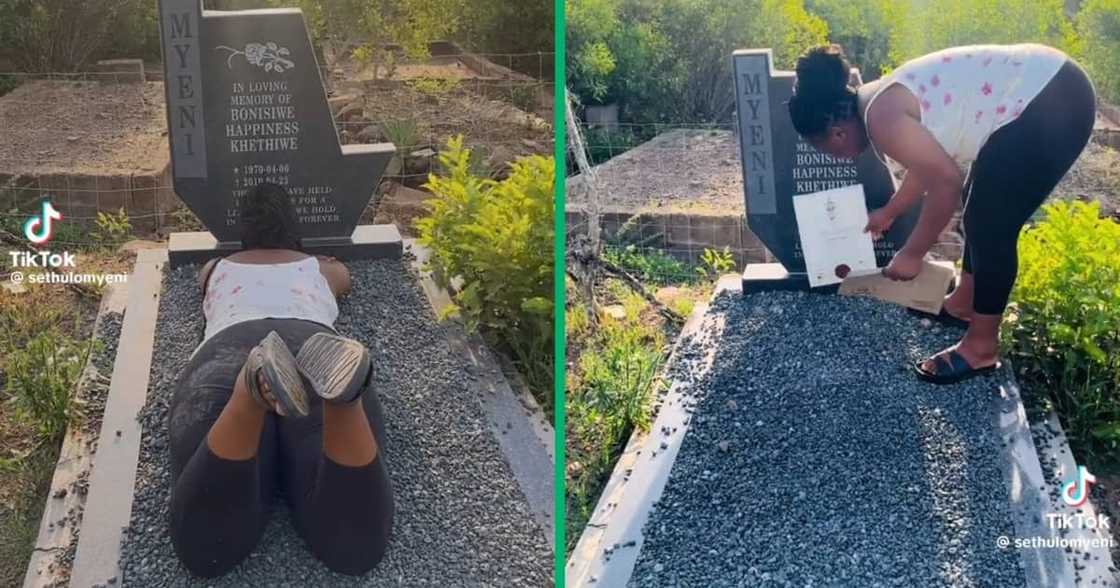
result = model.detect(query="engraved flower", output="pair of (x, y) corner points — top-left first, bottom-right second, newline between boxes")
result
(216, 42), (295, 72)
(245, 43), (267, 66)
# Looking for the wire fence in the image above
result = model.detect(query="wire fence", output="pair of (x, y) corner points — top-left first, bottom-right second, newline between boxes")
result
(565, 120), (968, 286)
(566, 122), (762, 286)
(0, 51), (555, 249)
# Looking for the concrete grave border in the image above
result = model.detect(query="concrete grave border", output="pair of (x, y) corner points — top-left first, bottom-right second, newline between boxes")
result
(70, 249), (167, 587)
(40, 243), (553, 586)
(565, 276), (1117, 587)
(22, 282), (129, 588)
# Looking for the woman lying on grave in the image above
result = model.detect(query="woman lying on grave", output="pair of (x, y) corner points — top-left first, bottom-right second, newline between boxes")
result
(787, 43), (1094, 385)
(167, 181), (393, 577)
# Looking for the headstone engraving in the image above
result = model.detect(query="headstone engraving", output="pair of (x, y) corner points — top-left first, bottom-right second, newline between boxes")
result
(732, 49), (919, 289)
(158, 0), (396, 260)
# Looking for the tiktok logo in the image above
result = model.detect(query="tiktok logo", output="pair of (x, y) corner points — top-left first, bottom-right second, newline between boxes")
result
(1062, 465), (1097, 507)
(23, 201), (62, 245)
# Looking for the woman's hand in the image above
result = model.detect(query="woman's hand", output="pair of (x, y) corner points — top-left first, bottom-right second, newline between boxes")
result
(864, 207), (896, 240)
(883, 249), (924, 281)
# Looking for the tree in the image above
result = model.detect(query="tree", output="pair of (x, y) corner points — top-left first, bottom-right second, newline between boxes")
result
(0, 0), (140, 72)
(1075, 0), (1120, 103)
(882, 0), (1077, 69)
(269, 0), (467, 78)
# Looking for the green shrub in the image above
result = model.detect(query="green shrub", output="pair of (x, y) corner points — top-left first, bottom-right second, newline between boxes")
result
(603, 244), (696, 285)
(5, 329), (96, 441)
(1004, 200), (1120, 470)
(1076, 0), (1120, 104)
(417, 135), (554, 406)
(567, 0), (827, 123)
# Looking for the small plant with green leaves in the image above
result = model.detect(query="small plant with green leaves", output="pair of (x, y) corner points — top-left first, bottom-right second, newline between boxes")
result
(409, 76), (462, 97)
(603, 244), (695, 286)
(382, 118), (422, 153)
(417, 135), (554, 406)
(92, 207), (132, 249)
(5, 329), (97, 441)
(696, 246), (736, 281)
(169, 205), (204, 232)
(508, 84), (539, 113)
(0, 74), (18, 97)
(1004, 200), (1120, 471)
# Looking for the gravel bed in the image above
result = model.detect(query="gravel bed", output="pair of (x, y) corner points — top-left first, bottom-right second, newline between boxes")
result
(628, 291), (1026, 587)
(117, 258), (550, 587)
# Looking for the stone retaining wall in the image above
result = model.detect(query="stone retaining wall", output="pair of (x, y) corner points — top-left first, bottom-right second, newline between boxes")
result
(1, 164), (179, 232)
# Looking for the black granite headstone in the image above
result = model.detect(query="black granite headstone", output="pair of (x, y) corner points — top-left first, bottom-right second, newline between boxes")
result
(732, 49), (919, 292)
(158, 0), (397, 263)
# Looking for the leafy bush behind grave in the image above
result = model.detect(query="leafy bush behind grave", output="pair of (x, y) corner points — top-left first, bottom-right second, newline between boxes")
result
(417, 136), (555, 408)
(1004, 201), (1120, 471)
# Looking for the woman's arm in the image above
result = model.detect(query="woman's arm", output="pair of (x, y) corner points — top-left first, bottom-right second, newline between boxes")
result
(316, 255), (352, 298)
(198, 258), (219, 294)
(866, 91), (963, 277)
(865, 170), (925, 238)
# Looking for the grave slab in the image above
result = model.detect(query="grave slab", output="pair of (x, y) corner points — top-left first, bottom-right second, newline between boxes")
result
(157, 0), (399, 266)
(731, 49), (920, 292)
(63, 248), (550, 585)
(566, 277), (1114, 587)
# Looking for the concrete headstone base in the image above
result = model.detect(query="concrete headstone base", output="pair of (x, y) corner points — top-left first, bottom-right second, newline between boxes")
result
(741, 262), (835, 294)
(167, 224), (404, 267)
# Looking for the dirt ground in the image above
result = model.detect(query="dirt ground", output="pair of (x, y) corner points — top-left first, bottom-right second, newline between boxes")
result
(1052, 141), (1120, 219)
(566, 129), (742, 215)
(0, 80), (168, 176)
(334, 82), (552, 160)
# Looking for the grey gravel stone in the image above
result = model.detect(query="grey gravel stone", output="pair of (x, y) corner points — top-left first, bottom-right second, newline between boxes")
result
(117, 259), (550, 586)
(628, 291), (1026, 587)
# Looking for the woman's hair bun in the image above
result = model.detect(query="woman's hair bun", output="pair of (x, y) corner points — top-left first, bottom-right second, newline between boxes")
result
(794, 44), (851, 99)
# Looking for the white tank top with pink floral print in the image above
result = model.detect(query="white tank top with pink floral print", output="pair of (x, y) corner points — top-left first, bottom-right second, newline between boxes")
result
(202, 256), (339, 342)
(864, 43), (1067, 176)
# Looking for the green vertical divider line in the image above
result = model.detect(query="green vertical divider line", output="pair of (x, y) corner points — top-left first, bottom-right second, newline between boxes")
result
(553, 0), (567, 584)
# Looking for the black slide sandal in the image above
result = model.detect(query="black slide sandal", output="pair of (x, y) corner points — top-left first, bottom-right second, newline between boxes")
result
(915, 350), (1000, 385)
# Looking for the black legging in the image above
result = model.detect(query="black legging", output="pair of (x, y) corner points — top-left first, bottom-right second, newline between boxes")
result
(961, 58), (1095, 315)
(167, 318), (393, 578)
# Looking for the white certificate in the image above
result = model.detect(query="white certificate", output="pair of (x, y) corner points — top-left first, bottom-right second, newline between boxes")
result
(792, 184), (877, 288)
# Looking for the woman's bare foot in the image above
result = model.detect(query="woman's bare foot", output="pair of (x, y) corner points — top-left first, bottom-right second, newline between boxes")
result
(254, 371), (288, 416)
(942, 271), (976, 322)
(941, 296), (974, 322)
